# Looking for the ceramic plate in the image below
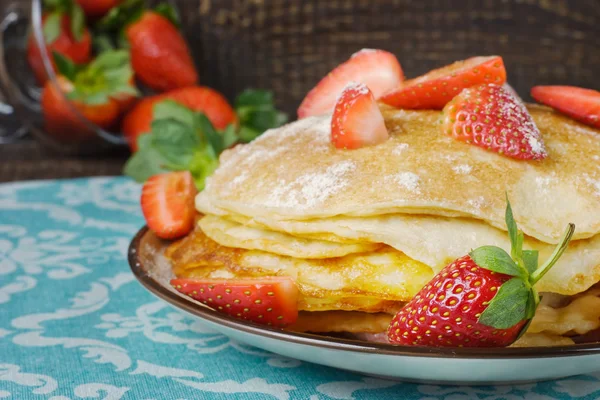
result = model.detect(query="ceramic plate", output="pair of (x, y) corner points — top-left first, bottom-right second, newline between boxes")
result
(129, 227), (600, 385)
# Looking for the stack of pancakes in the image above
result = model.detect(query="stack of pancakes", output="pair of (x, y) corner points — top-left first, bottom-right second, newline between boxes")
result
(166, 105), (600, 346)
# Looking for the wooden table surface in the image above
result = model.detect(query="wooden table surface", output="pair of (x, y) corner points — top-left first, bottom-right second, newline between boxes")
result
(0, 138), (128, 182)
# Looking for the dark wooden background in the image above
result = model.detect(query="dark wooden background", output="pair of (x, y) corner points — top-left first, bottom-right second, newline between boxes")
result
(1, 0), (599, 182)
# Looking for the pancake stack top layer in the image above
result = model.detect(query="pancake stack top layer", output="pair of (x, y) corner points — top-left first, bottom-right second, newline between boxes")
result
(194, 105), (600, 297)
(199, 106), (600, 244)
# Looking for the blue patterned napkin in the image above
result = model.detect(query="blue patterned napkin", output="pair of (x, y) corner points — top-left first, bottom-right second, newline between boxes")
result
(1, 177), (599, 399)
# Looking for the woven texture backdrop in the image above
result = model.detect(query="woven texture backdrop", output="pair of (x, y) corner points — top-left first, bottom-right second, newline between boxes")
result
(174, 0), (600, 115)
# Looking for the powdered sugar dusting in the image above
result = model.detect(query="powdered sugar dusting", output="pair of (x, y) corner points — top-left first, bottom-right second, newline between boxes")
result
(452, 164), (472, 174)
(497, 85), (547, 157)
(593, 155), (599, 161)
(392, 143), (409, 155)
(351, 48), (378, 58)
(584, 174), (600, 197)
(385, 172), (421, 193)
(265, 161), (356, 208)
(336, 81), (370, 103)
(467, 196), (486, 210)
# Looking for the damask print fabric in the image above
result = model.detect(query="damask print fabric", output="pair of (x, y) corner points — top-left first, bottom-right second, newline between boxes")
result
(1, 177), (600, 399)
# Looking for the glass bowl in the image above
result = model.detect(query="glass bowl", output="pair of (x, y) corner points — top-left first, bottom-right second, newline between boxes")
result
(0, 0), (179, 155)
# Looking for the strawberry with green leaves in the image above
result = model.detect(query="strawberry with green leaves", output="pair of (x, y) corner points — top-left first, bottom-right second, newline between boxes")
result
(41, 50), (138, 141)
(170, 277), (299, 327)
(122, 86), (238, 151)
(123, 90), (287, 190)
(388, 199), (575, 348)
(27, 0), (92, 84)
(99, 1), (197, 92)
(442, 83), (547, 160)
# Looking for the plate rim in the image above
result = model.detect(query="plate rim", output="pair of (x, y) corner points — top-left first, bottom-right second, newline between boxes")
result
(129, 226), (600, 360)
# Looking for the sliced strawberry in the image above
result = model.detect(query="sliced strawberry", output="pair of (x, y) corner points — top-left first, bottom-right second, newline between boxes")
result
(442, 83), (546, 160)
(141, 171), (197, 239)
(381, 56), (506, 110)
(331, 82), (389, 150)
(298, 49), (404, 118)
(531, 85), (600, 129)
(170, 277), (299, 327)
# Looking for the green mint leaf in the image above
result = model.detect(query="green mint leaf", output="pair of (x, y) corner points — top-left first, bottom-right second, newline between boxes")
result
(70, 4), (85, 42)
(93, 34), (116, 53)
(235, 89), (273, 109)
(123, 134), (170, 182)
(154, 2), (181, 28)
(525, 289), (538, 320)
(52, 51), (77, 80)
(43, 12), (62, 44)
(188, 146), (218, 191)
(97, 0), (144, 31)
(43, 0), (63, 9)
(151, 118), (201, 167)
(469, 246), (524, 277)
(505, 196), (521, 259)
(221, 124), (239, 149)
(237, 126), (261, 143)
(153, 100), (197, 127)
(478, 277), (531, 330)
(522, 250), (539, 275)
(235, 89), (288, 143)
(90, 49), (130, 70)
(196, 114), (223, 154)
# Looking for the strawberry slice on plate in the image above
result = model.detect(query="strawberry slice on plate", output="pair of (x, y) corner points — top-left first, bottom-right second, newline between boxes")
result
(141, 171), (197, 239)
(170, 277), (299, 327)
(442, 83), (547, 160)
(331, 82), (389, 150)
(298, 49), (404, 118)
(381, 56), (506, 110)
(388, 200), (575, 348)
(531, 85), (600, 129)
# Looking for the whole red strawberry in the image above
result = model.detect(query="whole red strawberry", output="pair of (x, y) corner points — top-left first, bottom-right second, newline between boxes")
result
(388, 200), (575, 348)
(27, 10), (92, 85)
(126, 11), (198, 92)
(442, 83), (547, 160)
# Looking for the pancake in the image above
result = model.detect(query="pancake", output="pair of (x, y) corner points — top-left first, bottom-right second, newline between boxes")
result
(166, 226), (431, 312)
(199, 105), (600, 243)
(198, 215), (381, 258)
(170, 101), (600, 347)
(198, 213), (600, 296)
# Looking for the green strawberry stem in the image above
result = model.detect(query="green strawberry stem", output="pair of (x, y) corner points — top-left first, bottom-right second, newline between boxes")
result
(529, 223), (575, 285)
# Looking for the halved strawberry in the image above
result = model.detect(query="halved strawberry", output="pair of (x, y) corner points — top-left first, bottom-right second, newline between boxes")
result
(170, 277), (299, 327)
(442, 83), (546, 160)
(531, 85), (600, 129)
(297, 49), (404, 118)
(331, 82), (389, 150)
(381, 56), (506, 110)
(141, 171), (197, 239)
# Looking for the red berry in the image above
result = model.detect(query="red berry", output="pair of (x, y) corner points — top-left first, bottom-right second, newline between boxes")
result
(381, 56), (506, 110)
(442, 83), (546, 160)
(170, 277), (299, 327)
(388, 255), (525, 347)
(331, 82), (389, 149)
(298, 49), (404, 118)
(141, 171), (197, 239)
(531, 85), (600, 130)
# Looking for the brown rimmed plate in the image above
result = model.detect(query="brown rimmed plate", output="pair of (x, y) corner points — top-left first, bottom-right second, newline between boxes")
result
(129, 226), (600, 385)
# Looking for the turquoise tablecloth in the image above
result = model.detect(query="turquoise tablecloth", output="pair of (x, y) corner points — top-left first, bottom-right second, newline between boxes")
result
(1, 177), (600, 399)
